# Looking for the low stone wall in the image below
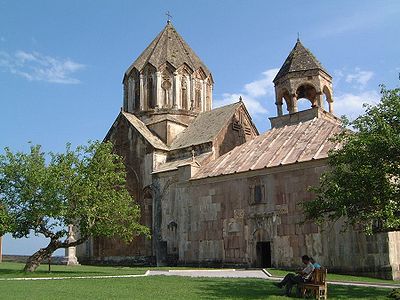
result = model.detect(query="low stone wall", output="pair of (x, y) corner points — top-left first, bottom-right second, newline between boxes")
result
(2, 255), (66, 265)
(78, 255), (155, 266)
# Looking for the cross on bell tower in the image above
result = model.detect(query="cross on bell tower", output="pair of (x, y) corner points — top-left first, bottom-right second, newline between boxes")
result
(166, 11), (172, 24)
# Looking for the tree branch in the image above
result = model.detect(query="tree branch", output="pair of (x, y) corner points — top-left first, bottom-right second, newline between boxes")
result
(59, 235), (89, 248)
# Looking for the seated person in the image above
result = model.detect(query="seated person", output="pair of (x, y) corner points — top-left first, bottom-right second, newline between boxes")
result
(310, 257), (321, 269)
(273, 255), (315, 296)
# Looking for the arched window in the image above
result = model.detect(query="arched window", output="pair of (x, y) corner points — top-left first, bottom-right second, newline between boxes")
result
(134, 79), (140, 109)
(147, 76), (155, 109)
(162, 79), (172, 107)
(195, 81), (201, 110)
(181, 78), (188, 110)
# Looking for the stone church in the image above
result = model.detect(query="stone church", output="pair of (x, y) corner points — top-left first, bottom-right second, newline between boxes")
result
(77, 22), (400, 280)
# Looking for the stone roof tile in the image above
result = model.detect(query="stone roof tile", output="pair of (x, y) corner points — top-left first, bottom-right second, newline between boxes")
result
(125, 23), (210, 76)
(170, 102), (242, 150)
(274, 40), (329, 82)
(121, 111), (170, 151)
(192, 117), (342, 179)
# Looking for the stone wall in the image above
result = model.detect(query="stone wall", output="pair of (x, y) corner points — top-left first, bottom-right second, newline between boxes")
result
(159, 160), (399, 279)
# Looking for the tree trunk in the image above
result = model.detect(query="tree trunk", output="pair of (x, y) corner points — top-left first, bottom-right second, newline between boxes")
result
(23, 240), (60, 272)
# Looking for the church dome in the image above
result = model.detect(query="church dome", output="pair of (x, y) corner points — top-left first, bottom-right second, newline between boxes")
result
(122, 22), (213, 116)
(125, 22), (211, 78)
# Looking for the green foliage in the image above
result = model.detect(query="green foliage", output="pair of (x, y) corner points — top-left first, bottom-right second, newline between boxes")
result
(0, 140), (149, 246)
(303, 86), (400, 233)
(389, 288), (400, 299)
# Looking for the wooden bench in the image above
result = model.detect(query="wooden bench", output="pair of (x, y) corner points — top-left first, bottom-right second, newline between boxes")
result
(299, 268), (328, 299)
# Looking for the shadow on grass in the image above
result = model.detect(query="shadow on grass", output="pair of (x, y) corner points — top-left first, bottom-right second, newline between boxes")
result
(328, 285), (389, 299)
(0, 267), (104, 277)
(192, 279), (390, 299)
(195, 278), (283, 299)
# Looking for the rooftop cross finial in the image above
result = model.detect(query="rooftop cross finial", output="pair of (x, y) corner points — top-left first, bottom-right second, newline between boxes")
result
(166, 11), (172, 24)
(239, 96), (243, 102)
(297, 32), (300, 42)
(191, 149), (195, 162)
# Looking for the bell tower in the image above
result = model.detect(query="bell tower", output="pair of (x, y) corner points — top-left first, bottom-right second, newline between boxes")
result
(273, 39), (334, 116)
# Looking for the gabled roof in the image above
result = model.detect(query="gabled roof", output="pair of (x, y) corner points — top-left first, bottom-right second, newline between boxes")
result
(273, 39), (329, 82)
(153, 152), (213, 174)
(120, 111), (170, 151)
(143, 114), (190, 127)
(125, 22), (211, 77)
(192, 117), (342, 180)
(170, 102), (247, 150)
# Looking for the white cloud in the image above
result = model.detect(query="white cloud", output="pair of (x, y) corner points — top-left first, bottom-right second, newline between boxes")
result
(214, 68), (279, 116)
(345, 68), (374, 89)
(0, 50), (85, 84)
(334, 90), (380, 120)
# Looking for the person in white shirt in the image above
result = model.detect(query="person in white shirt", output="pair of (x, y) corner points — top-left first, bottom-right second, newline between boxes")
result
(273, 255), (315, 296)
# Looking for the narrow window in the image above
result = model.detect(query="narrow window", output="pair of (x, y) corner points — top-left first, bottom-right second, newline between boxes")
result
(254, 185), (262, 204)
(147, 76), (154, 108)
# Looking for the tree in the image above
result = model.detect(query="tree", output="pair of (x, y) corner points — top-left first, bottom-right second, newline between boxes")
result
(0, 141), (149, 272)
(303, 86), (400, 234)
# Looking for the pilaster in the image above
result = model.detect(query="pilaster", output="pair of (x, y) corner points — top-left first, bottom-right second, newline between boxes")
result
(156, 71), (162, 109)
(328, 101), (334, 113)
(140, 74), (144, 110)
(173, 71), (180, 109)
(190, 77), (195, 110)
(292, 94), (298, 113)
(201, 80), (206, 112)
(186, 75), (191, 110)
(209, 84), (213, 111)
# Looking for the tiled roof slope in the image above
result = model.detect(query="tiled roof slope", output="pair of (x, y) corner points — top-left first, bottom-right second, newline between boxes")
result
(273, 40), (328, 82)
(170, 102), (242, 150)
(121, 111), (169, 151)
(125, 22), (210, 76)
(192, 117), (342, 179)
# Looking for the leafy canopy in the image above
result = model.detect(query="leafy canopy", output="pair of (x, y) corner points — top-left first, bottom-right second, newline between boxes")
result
(0, 140), (149, 245)
(303, 86), (400, 234)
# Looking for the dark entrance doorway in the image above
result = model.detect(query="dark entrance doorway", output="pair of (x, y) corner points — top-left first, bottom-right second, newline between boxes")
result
(256, 241), (272, 268)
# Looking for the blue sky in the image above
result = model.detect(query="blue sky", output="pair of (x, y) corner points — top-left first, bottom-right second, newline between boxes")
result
(1, 0), (399, 256)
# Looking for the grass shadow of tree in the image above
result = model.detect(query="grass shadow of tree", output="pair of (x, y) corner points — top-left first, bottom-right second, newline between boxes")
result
(328, 284), (389, 299)
(191, 278), (390, 299)
(0, 267), (104, 277)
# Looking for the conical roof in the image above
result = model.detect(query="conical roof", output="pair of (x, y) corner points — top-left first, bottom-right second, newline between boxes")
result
(125, 22), (211, 77)
(273, 39), (329, 82)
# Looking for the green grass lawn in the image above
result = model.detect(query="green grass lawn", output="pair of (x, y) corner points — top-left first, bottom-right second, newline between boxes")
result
(0, 275), (393, 300)
(0, 262), (397, 299)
